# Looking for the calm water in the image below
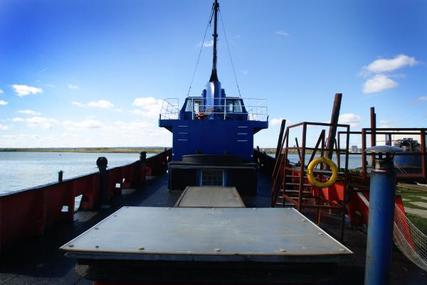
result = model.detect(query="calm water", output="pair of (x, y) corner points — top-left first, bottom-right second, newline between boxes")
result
(0, 151), (364, 195)
(285, 153), (364, 170)
(0, 152), (146, 194)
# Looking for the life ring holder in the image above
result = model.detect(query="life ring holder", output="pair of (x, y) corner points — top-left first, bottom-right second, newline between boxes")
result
(307, 157), (338, 188)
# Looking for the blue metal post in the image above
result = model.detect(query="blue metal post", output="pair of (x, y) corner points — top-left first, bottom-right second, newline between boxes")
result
(364, 146), (399, 285)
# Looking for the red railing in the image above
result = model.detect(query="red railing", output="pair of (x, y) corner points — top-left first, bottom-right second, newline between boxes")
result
(0, 149), (171, 253)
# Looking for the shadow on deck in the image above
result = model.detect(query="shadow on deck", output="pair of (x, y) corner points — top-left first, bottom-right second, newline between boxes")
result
(1, 172), (426, 284)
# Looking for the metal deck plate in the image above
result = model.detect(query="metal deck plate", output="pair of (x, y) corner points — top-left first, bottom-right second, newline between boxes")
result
(175, 186), (245, 208)
(61, 207), (352, 262)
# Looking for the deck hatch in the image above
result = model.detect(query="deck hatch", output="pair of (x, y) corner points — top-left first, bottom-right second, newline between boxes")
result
(61, 207), (352, 262)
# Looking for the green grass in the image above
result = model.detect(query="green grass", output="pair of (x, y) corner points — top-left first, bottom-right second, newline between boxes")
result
(397, 184), (427, 198)
(397, 183), (427, 234)
(406, 213), (427, 235)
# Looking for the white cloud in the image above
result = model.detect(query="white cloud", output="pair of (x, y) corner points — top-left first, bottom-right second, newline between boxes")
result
(63, 119), (103, 130)
(133, 97), (161, 107)
(67, 83), (79, 90)
(12, 84), (43, 97)
(72, 101), (85, 107)
(0, 123), (8, 130)
(339, 113), (361, 128)
(0, 89), (4, 94)
(26, 116), (58, 129)
(132, 97), (163, 119)
(364, 54), (417, 74)
(201, 39), (213, 48)
(11, 117), (25, 122)
(0, 100), (7, 106)
(270, 118), (284, 126)
(72, 99), (114, 109)
(12, 114), (101, 130)
(131, 109), (145, 116)
(113, 120), (151, 131)
(203, 40), (213, 47)
(0, 119), (172, 147)
(363, 74), (398, 94)
(18, 109), (41, 116)
(275, 30), (289, 37)
(87, 100), (114, 109)
(418, 96), (427, 101)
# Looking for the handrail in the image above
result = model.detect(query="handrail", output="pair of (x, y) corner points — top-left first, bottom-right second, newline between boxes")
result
(271, 124), (288, 206)
(0, 149), (172, 253)
(338, 127), (427, 180)
(159, 97), (268, 121)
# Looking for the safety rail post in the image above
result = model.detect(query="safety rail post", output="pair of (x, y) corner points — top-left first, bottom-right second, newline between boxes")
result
(139, 151), (147, 186)
(298, 123), (307, 211)
(345, 125), (350, 173)
(140, 151), (147, 162)
(191, 98), (194, 120)
(385, 133), (392, 146)
(370, 107), (377, 147)
(334, 139), (340, 170)
(96, 157), (109, 209)
(370, 107), (377, 169)
(341, 124), (351, 241)
(337, 130), (341, 170)
(362, 129), (367, 178)
(275, 120), (286, 160)
(308, 130), (325, 165)
(162, 148), (169, 174)
(282, 128), (290, 206)
(58, 170), (63, 182)
(326, 93), (342, 160)
(272, 121), (287, 179)
(364, 146), (399, 285)
(223, 98), (227, 120)
(421, 129), (426, 180)
(271, 126), (288, 207)
(63, 181), (75, 222)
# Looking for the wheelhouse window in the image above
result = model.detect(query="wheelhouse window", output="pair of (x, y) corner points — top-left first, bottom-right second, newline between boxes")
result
(194, 101), (200, 113)
(225, 99), (242, 113)
(185, 99), (193, 112)
(233, 100), (242, 113)
(185, 99), (202, 112)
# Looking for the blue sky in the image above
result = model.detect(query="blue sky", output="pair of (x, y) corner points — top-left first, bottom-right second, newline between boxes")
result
(0, 0), (426, 148)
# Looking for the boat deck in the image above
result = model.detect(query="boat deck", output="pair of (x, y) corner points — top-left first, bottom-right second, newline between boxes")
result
(62, 207), (352, 262)
(1, 173), (426, 284)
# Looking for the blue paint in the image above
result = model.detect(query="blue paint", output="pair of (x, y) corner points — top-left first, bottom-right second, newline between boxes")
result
(365, 153), (396, 285)
(160, 117), (267, 161)
(158, 0), (267, 192)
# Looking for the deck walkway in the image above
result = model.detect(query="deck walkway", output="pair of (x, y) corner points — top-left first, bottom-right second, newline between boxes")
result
(1, 173), (426, 284)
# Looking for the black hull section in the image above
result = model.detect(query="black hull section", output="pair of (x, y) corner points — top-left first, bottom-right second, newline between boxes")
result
(168, 154), (258, 195)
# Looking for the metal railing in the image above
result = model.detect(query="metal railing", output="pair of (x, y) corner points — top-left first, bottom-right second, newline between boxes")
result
(159, 98), (268, 121)
(338, 128), (427, 181)
(160, 98), (180, 120)
(271, 119), (350, 240)
(0, 150), (171, 253)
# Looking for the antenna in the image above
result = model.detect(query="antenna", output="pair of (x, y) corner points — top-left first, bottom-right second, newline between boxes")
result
(209, 0), (219, 82)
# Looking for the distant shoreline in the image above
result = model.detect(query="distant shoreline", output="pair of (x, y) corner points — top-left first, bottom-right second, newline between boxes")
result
(0, 147), (305, 155)
(0, 147), (168, 154)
